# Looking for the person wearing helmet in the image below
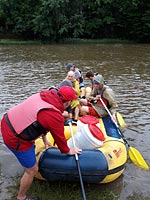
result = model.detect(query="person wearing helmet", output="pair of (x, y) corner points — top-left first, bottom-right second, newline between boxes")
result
(1, 86), (82, 200)
(66, 63), (86, 98)
(80, 74), (118, 121)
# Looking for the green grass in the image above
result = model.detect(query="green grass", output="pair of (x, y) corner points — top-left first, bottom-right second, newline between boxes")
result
(0, 39), (42, 45)
(61, 38), (134, 44)
(7, 177), (150, 200)
(9, 178), (118, 200)
(0, 38), (134, 45)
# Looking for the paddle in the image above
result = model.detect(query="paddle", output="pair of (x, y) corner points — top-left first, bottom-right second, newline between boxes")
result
(116, 112), (140, 133)
(100, 97), (149, 170)
(116, 112), (127, 128)
(68, 122), (87, 200)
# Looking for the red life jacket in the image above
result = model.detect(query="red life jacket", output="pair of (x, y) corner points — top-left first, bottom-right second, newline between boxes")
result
(7, 93), (61, 141)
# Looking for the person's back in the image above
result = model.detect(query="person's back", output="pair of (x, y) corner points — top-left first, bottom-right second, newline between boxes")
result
(57, 79), (73, 89)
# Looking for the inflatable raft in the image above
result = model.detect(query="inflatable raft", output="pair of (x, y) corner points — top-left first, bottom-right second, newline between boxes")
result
(35, 114), (127, 184)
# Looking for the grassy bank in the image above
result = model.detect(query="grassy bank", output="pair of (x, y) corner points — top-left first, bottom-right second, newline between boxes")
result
(8, 177), (150, 200)
(0, 39), (42, 45)
(0, 38), (134, 45)
(62, 38), (134, 44)
(9, 178), (118, 200)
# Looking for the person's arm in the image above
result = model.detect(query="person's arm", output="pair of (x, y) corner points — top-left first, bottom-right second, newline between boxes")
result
(103, 88), (118, 115)
(66, 106), (73, 119)
(38, 110), (82, 154)
(42, 135), (53, 149)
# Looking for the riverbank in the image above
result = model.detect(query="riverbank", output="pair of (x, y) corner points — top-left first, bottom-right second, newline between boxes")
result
(0, 38), (134, 45)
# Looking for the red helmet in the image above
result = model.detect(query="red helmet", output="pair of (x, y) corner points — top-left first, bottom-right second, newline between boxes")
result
(58, 86), (78, 101)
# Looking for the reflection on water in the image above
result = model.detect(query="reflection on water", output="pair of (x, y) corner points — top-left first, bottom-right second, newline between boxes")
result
(0, 44), (150, 199)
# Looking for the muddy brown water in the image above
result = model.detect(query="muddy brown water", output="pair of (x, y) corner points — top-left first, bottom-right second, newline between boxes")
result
(0, 44), (150, 200)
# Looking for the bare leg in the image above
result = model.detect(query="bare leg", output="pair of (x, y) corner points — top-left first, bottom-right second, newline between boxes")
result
(80, 99), (88, 106)
(17, 163), (38, 200)
(80, 106), (89, 116)
(85, 92), (91, 99)
(74, 106), (80, 120)
(62, 111), (70, 122)
(80, 87), (86, 98)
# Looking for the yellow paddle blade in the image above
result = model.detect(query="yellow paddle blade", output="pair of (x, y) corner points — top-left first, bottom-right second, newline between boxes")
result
(128, 146), (149, 170)
(116, 112), (127, 128)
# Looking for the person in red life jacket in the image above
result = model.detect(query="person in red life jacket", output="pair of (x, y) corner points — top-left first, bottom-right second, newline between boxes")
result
(1, 86), (82, 200)
(80, 74), (118, 121)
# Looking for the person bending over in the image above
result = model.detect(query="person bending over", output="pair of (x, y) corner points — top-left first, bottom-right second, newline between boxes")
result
(1, 86), (82, 200)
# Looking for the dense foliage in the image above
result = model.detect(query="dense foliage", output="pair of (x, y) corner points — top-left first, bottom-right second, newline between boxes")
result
(0, 0), (150, 42)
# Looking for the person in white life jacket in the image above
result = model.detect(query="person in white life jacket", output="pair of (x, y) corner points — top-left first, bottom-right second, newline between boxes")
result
(1, 86), (82, 200)
(80, 74), (118, 121)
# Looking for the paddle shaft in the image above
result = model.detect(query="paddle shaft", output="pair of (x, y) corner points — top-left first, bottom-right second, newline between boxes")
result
(99, 97), (129, 146)
(69, 122), (87, 200)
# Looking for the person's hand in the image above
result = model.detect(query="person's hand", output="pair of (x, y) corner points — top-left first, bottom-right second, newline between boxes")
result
(80, 98), (88, 106)
(95, 95), (100, 100)
(112, 113), (117, 124)
(45, 141), (53, 149)
(67, 147), (82, 155)
(88, 96), (94, 101)
(42, 135), (53, 149)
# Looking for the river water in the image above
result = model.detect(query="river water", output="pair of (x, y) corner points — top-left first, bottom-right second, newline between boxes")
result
(0, 44), (150, 200)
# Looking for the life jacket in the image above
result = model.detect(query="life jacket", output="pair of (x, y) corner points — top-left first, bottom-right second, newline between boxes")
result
(72, 78), (81, 97)
(96, 86), (110, 109)
(7, 93), (61, 141)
